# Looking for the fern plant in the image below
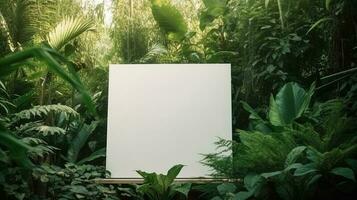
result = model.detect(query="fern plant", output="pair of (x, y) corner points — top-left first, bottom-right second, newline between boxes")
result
(0, 46), (95, 166)
(204, 82), (357, 199)
(13, 104), (78, 122)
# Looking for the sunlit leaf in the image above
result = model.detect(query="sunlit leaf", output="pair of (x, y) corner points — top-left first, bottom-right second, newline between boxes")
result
(47, 17), (94, 50)
(150, 0), (187, 41)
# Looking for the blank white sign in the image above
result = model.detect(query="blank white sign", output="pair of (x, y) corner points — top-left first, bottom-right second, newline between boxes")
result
(106, 64), (232, 178)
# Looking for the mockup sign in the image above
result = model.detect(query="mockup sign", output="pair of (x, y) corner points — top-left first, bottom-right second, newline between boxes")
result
(106, 64), (232, 178)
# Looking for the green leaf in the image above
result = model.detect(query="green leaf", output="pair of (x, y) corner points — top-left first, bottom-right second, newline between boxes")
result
(244, 174), (264, 192)
(269, 82), (315, 126)
(173, 183), (191, 197)
(199, 10), (216, 30)
(47, 17), (94, 50)
(346, 159), (357, 172)
(0, 148), (9, 163)
(150, 0), (187, 41)
(203, 0), (226, 16)
(70, 185), (89, 194)
(200, 0), (227, 30)
(0, 125), (33, 167)
(307, 17), (333, 34)
(293, 163), (318, 176)
(306, 174), (322, 188)
(234, 191), (253, 200)
(77, 148), (106, 165)
(265, 0), (271, 8)
(166, 164), (184, 184)
(0, 47), (96, 115)
(330, 167), (356, 182)
(67, 121), (98, 163)
(326, 0), (333, 10)
(240, 101), (264, 121)
(261, 171), (282, 178)
(217, 183), (237, 196)
(285, 146), (307, 167)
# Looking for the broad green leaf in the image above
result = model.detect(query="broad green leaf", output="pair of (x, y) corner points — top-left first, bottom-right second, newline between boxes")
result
(166, 164), (184, 184)
(203, 0), (226, 16)
(285, 146), (307, 167)
(67, 121), (98, 163)
(199, 10), (215, 30)
(173, 183), (191, 197)
(306, 147), (322, 163)
(0, 47), (96, 115)
(217, 183), (237, 196)
(330, 167), (356, 182)
(70, 185), (89, 194)
(240, 101), (264, 121)
(269, 82), (315, 126)
(293, 163), (318, 176)
(77, 147), (106, 165)
(244, 174), (264, 192)
(150, 0), (187, 41)
(234, 191), (253, 200)
(200, 0), (227, 30)
(306, 174), (322, 188)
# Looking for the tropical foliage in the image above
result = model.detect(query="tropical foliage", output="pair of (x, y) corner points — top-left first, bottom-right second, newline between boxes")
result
(0, 0), (356, 199)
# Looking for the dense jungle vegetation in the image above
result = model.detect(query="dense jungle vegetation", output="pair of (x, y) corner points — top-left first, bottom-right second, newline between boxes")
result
(0, 0), (357, 199)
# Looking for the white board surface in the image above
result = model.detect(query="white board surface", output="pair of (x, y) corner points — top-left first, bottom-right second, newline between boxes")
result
(106, 64), (232, 178)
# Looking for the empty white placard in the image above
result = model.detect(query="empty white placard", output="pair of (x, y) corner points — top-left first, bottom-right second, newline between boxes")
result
(106, 64), (232, 178)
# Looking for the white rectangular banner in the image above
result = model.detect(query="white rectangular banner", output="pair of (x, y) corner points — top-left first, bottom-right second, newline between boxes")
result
(106, 64), (232, 178)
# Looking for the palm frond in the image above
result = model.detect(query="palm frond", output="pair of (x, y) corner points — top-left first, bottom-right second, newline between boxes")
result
(0, 0), (39, 46)
(14, 104), (78, 122)
(139, 44), (167, 63)
(46, 16), (94, 50)
(0, 47), (97, 115)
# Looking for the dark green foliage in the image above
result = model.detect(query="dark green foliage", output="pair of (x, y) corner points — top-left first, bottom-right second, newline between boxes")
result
(136, 164), (191, 200)
(1, 0), (357, 199)
(204, 82), (357, 199)
(32, 164), (119, 200)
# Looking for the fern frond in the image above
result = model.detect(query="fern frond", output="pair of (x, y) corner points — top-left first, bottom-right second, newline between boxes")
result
(201, 139), (234, 177)
(14, 121), (41, 134)
(26, 125), (66, 136)
(139, 44), (168, 63)
(14, 104), (78, 121)
(235, 131), (296, 175)
(46, 16), (94, 50)
(22, 137), (57, 158)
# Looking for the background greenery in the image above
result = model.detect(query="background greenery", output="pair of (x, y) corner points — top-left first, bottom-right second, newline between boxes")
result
(0, 0), (356, 199)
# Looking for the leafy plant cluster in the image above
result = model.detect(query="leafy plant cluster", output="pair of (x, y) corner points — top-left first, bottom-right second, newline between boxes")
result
(0, 0), (356, 199)
(203, 82), (357, 199)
